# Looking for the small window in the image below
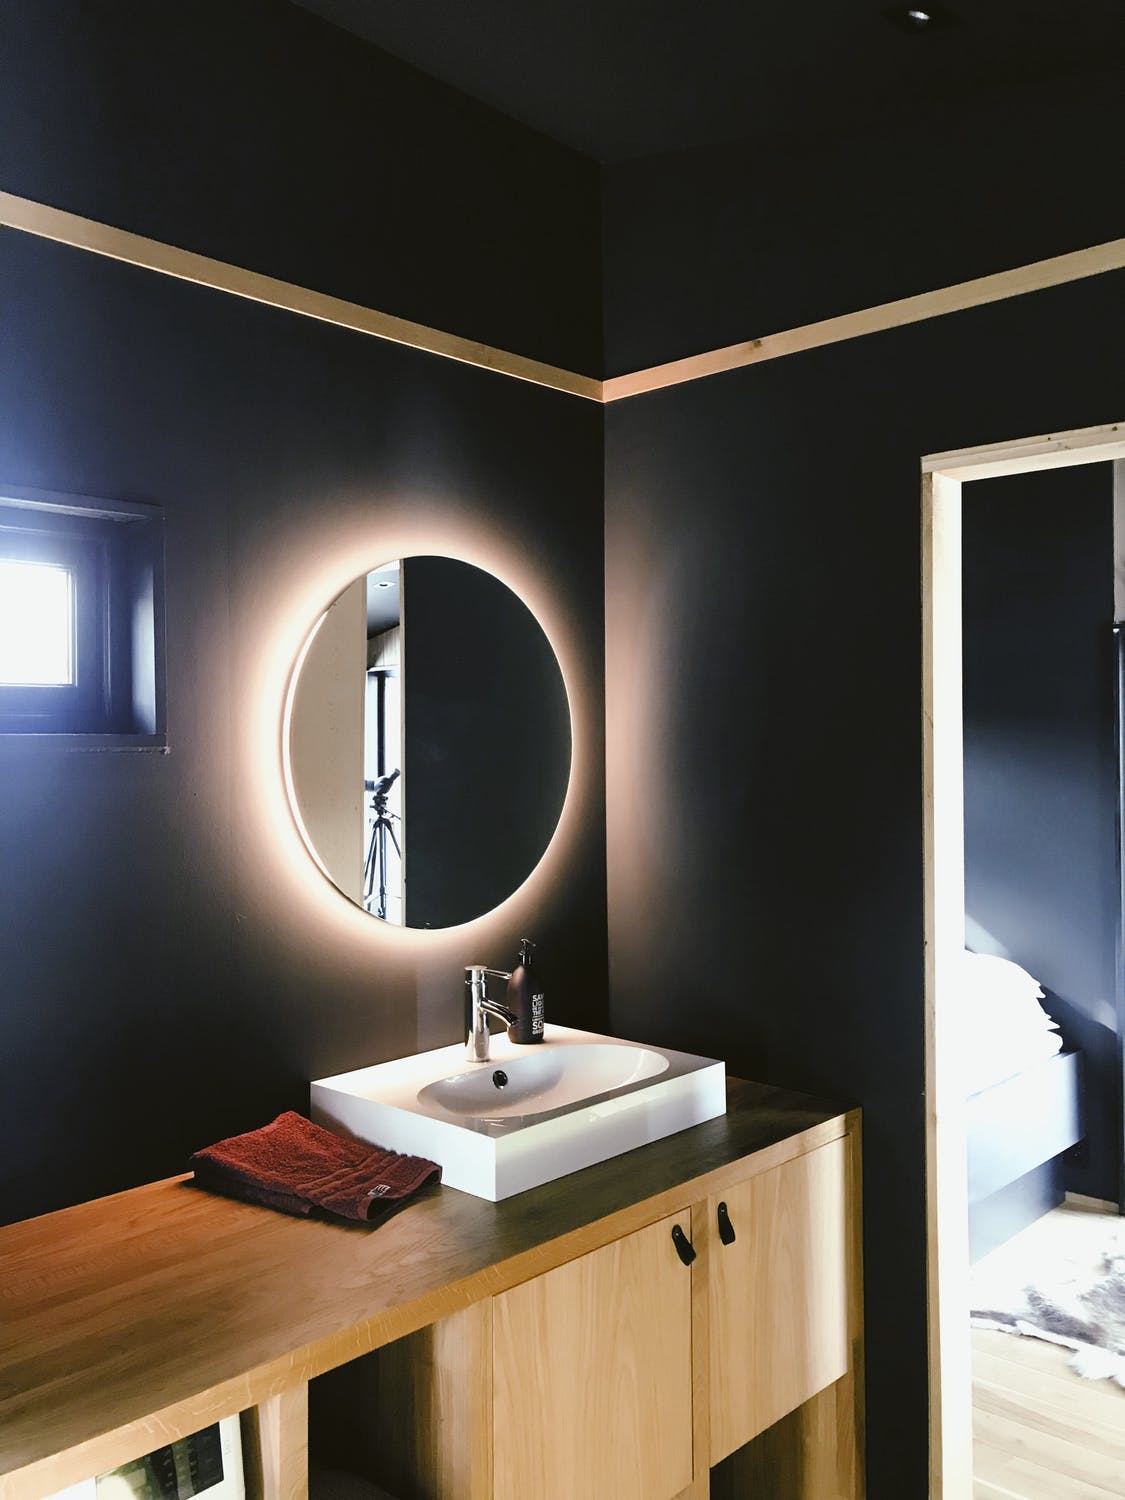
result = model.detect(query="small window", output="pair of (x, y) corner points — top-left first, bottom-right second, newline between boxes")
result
(0, 488), (165, 745)
(0, 559), (75, 685)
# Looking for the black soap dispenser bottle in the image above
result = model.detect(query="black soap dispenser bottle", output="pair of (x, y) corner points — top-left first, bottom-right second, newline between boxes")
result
(507, 938), (545, 1044)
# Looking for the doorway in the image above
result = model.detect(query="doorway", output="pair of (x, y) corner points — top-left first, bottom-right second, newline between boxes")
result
(921, 421), (1125, 1497)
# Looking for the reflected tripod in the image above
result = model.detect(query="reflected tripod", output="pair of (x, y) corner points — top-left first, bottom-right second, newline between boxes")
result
(363, 768), (401, 920)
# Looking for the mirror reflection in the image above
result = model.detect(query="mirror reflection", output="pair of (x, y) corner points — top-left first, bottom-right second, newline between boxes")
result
(285, 556), (571, 929)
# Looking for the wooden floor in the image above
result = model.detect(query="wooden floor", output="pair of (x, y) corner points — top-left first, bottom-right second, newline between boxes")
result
(971, 1201), (1125, 1497)
(973, 1328), (1125, 1498)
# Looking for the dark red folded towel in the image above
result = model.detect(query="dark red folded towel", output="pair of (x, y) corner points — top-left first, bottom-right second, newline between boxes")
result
(190, 1111), (441, 1224)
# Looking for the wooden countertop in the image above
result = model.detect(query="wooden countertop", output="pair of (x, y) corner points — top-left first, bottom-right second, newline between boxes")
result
(0, 1079), (855, 1499)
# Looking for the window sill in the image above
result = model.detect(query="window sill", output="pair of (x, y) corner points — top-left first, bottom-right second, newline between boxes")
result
(0, 732), (168, 752)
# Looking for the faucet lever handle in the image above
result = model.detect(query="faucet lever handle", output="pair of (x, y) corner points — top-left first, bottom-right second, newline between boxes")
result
(464, 965), (514, 1061)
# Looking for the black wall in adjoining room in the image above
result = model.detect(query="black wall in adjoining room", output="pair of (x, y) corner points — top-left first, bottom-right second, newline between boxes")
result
(0, 0), (602, 375)
(0, 227), (607, 1228)
(602, 66), (1125, 376)
(604, 273), (1125, 1498)
(962, 465), (1120, 1205)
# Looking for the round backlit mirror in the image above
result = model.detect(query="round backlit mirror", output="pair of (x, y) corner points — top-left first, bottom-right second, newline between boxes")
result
(284, 556), (571, 929)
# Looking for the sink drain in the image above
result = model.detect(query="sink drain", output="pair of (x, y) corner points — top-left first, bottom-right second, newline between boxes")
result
(492, 1070), (509, 1089)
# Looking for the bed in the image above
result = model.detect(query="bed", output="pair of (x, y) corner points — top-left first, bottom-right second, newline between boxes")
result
(961, 951), (1086, 1262)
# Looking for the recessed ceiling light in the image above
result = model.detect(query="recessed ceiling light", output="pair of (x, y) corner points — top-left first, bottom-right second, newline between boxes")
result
(884, 3), (953, 33)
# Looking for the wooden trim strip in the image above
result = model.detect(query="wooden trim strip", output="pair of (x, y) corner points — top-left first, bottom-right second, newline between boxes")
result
(921, 467), (973, 1500)
(923, 421), (1125, 481)
(845, 1116), (866, 1500)
(602, 239), (1125, 402)
(0, 191), (603, 403)
(918, 421), (1125, 1500)
(4, 190), (1122, 407)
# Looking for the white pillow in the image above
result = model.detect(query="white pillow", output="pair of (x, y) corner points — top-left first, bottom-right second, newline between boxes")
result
(964, 950), (1045, 998)
(961, 950), (1059, 1035)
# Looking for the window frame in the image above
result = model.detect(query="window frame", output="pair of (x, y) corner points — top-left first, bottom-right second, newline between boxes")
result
(0, 486), (166, 748)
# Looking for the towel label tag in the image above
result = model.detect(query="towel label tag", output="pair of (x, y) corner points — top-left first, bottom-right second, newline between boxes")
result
(367, 1184), (391, 1198)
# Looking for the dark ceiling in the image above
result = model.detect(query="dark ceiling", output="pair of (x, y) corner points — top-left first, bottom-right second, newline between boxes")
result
(290, 0), (1125, 162)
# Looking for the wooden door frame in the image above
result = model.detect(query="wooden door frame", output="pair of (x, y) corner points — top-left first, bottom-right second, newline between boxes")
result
(921, 420), (1125, 1498)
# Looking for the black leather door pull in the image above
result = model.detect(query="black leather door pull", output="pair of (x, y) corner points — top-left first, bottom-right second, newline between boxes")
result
(717, 1201), (736, 1245)
(671, 1224), (696, 1266)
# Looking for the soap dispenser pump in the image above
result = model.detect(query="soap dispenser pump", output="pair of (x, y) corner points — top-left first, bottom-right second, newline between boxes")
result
(507, 938), (545, 1044)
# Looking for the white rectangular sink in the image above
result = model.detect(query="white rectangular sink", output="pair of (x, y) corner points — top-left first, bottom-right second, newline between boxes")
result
(310, 1025), (726, 1201)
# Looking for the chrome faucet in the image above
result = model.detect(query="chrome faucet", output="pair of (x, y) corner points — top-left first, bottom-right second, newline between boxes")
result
(465, 965), (517, 1061)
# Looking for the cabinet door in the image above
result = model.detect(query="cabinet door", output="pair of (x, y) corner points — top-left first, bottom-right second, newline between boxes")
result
(492, 1211), (695, 1500)
(709, 1136), (851, 1464)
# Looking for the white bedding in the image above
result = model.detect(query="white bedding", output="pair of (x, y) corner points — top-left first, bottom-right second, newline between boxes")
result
(961, 950), (1064, 1096)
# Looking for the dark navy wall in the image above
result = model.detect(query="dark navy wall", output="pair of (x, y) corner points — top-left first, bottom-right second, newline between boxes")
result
(0, 228), (607, 1225)
(603, 70), (1124, 1491)
(0, 3), (606, 1227)
(0, 0), (602, 375)
(604, 274), (1125, 1498)
(603, 67), (1125, 375)
(963, 466), (1120, 1204)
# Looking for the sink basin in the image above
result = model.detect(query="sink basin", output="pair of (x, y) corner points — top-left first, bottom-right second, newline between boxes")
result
(418, 1043), (670, 1120)
(311, 1025), (726, 1201)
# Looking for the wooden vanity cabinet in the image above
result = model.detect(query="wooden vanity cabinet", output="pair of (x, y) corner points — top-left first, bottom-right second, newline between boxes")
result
(373, 1130), (860, 1500)
(362, 1212), (696, 1500)
(492, 1210), (695, 1500)
(707, 1134), (851, 1462)
(0, 1085), (860, 1500)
